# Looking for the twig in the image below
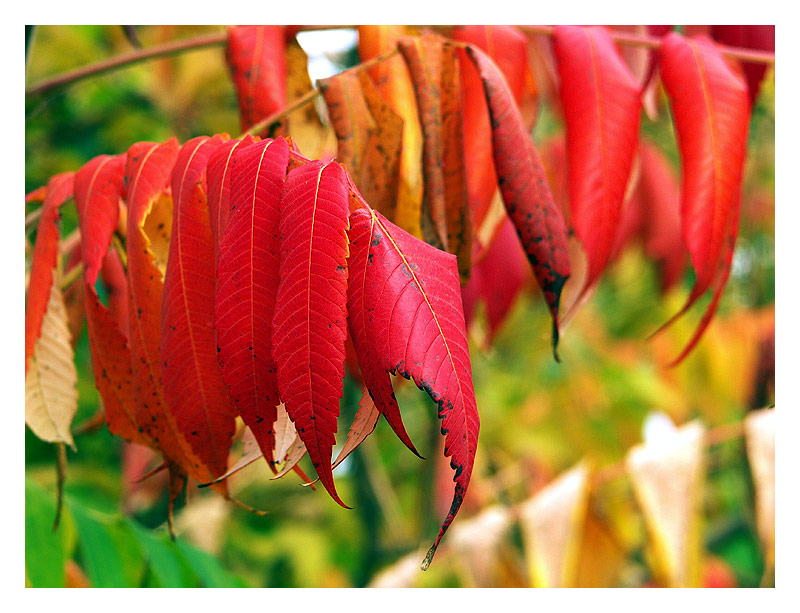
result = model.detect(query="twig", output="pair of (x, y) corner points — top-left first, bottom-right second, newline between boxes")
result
(241, 47), (400, 138)
(58, 261), (83, 291)
(26, 31), (228, 96)
(53, 443), (67, 531)
(518, 25), (775, 65)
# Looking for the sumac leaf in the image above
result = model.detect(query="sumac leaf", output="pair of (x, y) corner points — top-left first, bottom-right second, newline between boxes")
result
(215, 137), (290, 469)
(273, 161), (351, 507)
(347, 199), (479, 570)
(553, 25), (642, 299)
(656, 33), (750, 358)
(465, 44), (571, 357)
(206, 135), (258, 258)
(25, 172), (74, 375)
(451, 26), (528, 237)
(74, 154), (148, 445)
(226, 25), (286, 133)
(124, 139), (209, 477)
(161, 135), (237, 478)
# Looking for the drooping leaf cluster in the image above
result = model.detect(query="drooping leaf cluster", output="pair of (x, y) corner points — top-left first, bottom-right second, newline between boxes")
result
(24, 24), (771, 568)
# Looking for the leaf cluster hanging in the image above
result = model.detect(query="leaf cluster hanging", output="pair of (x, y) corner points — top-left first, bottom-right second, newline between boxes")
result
(24, 24), (771, 569)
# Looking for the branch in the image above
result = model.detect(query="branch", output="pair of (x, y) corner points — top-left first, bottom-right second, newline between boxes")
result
(241, 47), (400, 138)
(26, 31), (228, 96)
(518, 25), (775, 65)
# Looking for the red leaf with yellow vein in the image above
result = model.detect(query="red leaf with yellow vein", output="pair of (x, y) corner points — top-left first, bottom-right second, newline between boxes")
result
(74, 154), (148, 445)
(26, 172), (74, 375)
(161, 135), (237, 479)
(273, 160), (351, 507)
(215, 137), (290, 469)
(553, 25), (642, 301)
(347, 182), (420, 457)
(347, 199), (479, 570)
(206, 135), (257, 258)
(226, 26), (286, 133)
(656, 33), (749, 353)
(465, 44), (571, 357)
(452, 26), (528, 236)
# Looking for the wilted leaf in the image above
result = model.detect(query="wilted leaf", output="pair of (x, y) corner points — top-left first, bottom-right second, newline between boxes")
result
(332, 388), (381, 471)
(449, 505), (511, 587)
(744, 408), (775, 571)
(626, 418), (705, 587)
(358, 25), (423, 238)
(518, 461), (591, 587)
(465, 44), (571, 356)
(25, 277), (78, 447)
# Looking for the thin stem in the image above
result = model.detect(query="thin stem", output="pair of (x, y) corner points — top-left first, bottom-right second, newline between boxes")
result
(59, 261), (83, 291)
(519, 25), (775, 65)
(241, 47), (400, 138)
(26, 31), (228, 96)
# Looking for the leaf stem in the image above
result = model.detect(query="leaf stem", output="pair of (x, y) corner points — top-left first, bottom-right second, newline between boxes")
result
(518, 25), (775, 65)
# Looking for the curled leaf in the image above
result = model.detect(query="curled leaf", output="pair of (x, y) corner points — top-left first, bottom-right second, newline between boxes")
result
(465, 44), (571, 357)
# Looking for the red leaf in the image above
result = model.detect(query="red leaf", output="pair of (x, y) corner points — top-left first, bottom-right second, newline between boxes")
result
(452, 26), (528, 234)
(553, 25), (642, 300)
(347, 198), (479, 570)
(465, 44), (571, 357)
(125, 140), (201, 469)
(215, 137), (290, 469)
(657, 33), (750, 354)
(226, 26), (286, 133)
(74, 154), (148, 445)
(273, 161), (351, 507)
(711, 25), (774, 104)
(462, 216), (532, 344)
(206, 135), (258, 259)
(100, 249), (130, 337)
(638, 141), (687, 292)
(25, 172), (74, 375)
(347, 182), (420, 457)
(73, 155), (125, 282)
(161, 135), (237, 478)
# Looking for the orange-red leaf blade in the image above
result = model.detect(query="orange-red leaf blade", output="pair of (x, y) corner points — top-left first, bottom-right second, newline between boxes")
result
(161, 135), (237, 478)
(26, 172), (75, 375)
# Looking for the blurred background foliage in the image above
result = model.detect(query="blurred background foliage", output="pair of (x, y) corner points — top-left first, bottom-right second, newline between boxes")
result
(25, 25), (774, 588)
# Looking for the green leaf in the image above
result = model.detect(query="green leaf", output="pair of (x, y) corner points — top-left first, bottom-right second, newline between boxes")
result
(130, 523), (191, 588)
(176, 539), (249, 587)
(25, 480), (65, 587)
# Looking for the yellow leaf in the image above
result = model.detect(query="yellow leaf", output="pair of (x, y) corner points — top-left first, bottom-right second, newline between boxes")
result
(626, 418), (705, 587)
(25, 276), (78, 448)
(745, 407), (775, 572)
(518, 461), (592, 587)
(449, 505), (511, 586)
